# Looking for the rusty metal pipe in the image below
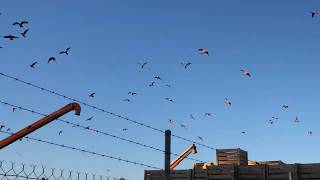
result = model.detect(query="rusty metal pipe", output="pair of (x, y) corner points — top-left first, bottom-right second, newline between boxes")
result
(0, 103), (81, 149)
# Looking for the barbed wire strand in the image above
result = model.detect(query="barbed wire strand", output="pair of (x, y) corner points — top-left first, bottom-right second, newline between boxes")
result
(0, 160), (124, 180)
(0, 99), (205, 163)
(0, 72), (216, 150)
(0, 130), (161, 170)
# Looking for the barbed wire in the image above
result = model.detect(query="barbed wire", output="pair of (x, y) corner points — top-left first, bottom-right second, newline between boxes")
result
(0, 160), (120, 180)
(0, 99), (205, 163)
(0, 72), (216, 150)
(0, 130), (161, 170)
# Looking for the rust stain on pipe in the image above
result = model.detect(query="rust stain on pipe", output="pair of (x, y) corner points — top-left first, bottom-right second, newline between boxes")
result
(0, 103), (81, 149)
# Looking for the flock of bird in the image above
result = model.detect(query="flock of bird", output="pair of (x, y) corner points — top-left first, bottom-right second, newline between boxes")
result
(1, 10), (318, 142)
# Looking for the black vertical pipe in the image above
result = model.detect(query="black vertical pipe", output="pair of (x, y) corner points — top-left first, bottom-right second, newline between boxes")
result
(165, 130), (171, 180)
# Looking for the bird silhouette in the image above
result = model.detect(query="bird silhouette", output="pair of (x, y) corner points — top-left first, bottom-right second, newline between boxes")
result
(168, 119), (175, 124)
(123, 99), (130, 102)
(154, 76), (162, 80)
(180, 124), (187, 129)
(310, 11), (318, 18)
(184, 63), (191, 68)
(268, 119), (274, 124)
(241, 131), (246, 135)
(294, 116), (300, 123)
(58, 131), (63, 135)
(128, 92), (137, 96)
(47, 57), (56, 64)
(204, 113), (212, 116)
(86, 116), (94, 121)
(3, 35), (18, 40)
(21, 29), (29, 37)
(241, 69), (251, 77)
(198, 48), (209, 55)
(271, 117), (279, 120)
(12, 21), (28, 28)
(190, 114), (196, 120)
(165, 84), (171, 88)
(197, 136), (204, 141)
(0, 125), (5, 130)
(165, 97), (173, 102)
(282, 105), (289, 109)
(59, 47), (71, 55)
(30, 62), (37, 68)
(224, 98), (232, 106)
(138, 62), (148, 69)
(122, 128), (128, 131)
(308, 131), (313, 136)
(12, 108), (16, 112)
(149, 81), (155, 87)
(89, 93), (96, 98)
(6, 128), (10, 132)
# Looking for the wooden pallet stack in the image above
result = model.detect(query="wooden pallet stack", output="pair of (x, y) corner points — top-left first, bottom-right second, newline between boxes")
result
(145, 163), (320, 180)
(216, 148), (248, 166)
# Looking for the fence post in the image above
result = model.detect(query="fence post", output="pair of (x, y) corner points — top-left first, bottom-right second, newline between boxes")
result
(165, 130), (171, 180)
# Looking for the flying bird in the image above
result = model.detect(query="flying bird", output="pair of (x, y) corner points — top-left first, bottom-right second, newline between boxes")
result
(12, 108), (16, 112)
(128, 92), (137, 96)
(3, 35), (18, 40)
(89, 92), (96, 98)
(123, 99), (130, 102)
(190, 114), (195, 120)
(21, 29), (29, 37)
(58, 131), (63, 135)
(180, 124), (187, 128)
(241, 69), (251, 77)
(224, 98), (232, 106)
(168, 119), (175, 124)
(6, 128), (10, 132)
(310, 11), (318, 18)
(165, 84), (171, 88)
(198, 48), (209, 55)
(154, 76), (162, 80)
(282, 105), (289, 109)
(241, 131), (246, 135)
(308, 131), (313, 136)
(138, 62), (148, 69)
(181, 62), (192, 69)
(86, 116), (94, 121)
(165, 97), (173, 102)
(47, 57), (56, 64)
(271, 117), (279, 120)
(268, 120), (274, 124)
(59, 47), (71, 55)
(197, 136), (204, 141)
(204, 113), (212, 116)
(30, 62), (38, 68)
(12, 21), (28, 28)
(294, 116), (300, 123)
(122, 128), (128, 131)
(149, 81), (155, 87)
(0, 125), (5, 130)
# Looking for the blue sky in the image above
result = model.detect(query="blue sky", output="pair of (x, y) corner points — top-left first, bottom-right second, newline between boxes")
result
(1, 0), (320, 179)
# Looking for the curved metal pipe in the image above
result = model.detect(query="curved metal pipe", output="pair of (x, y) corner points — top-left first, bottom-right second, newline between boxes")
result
(0, 103), (81, 149)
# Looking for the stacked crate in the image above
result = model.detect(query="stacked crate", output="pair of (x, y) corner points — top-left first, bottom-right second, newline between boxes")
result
(216, 148), (248, 166)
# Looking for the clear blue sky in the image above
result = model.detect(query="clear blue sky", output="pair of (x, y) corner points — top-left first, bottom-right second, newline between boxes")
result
(1, 0), (320, 179)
